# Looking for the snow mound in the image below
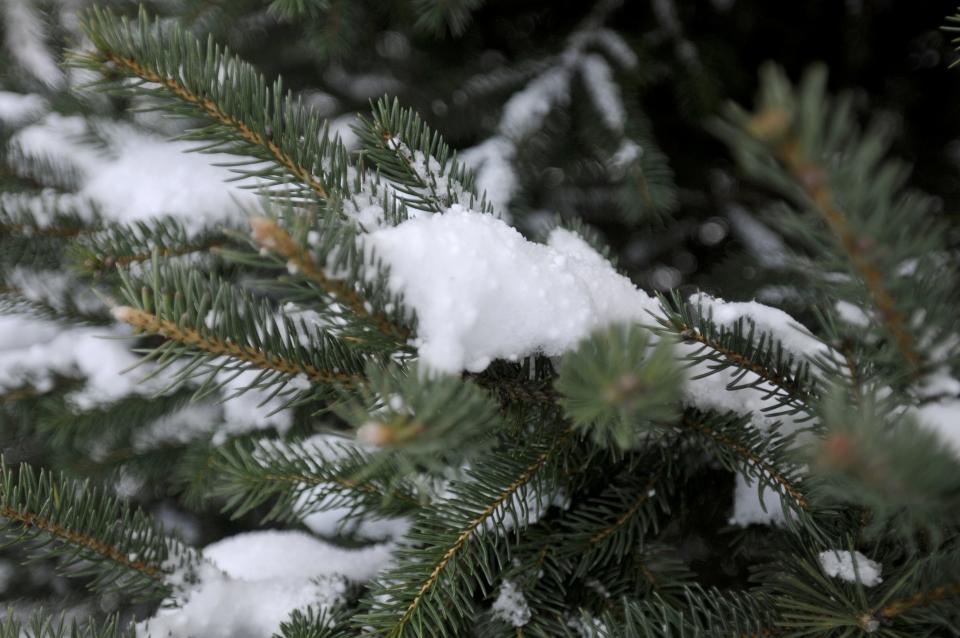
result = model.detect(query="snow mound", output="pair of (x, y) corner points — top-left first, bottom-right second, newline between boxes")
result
(817, 550), (882, 587)
(365, 206), (658, 373)
(138, 530), (395, 638)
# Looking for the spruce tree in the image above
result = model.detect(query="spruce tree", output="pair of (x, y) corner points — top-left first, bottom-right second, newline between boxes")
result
(1, 1), (960, 636)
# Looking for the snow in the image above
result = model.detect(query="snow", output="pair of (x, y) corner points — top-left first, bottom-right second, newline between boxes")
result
(729, 474), (787, 527)
(689, 292), (830, 361)
(579, 54), (625, 133)
(138, 530), (395, 638)
(12, 114), (258, 232)
(0, 320), (172, 407)
(817, 550), (883, 586)
(202, 530), (394, 583)
(491, 580), (531, 627)
(365, 206), (658, 373)
(0, 91), (46, 125)
(835, 300), (870, 328)
(2, 0), (64, 89)
(916, 400), (960, 460)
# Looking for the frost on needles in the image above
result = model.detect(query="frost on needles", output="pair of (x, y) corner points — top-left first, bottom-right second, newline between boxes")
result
(0, 3), (959, 638)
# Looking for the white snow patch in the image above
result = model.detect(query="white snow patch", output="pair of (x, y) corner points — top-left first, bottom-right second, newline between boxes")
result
(2, 0), (63, 88)
(202, 530), (394, 583)
(12, 114), (257, 232)
(916, 399), (960, 461)
(729, 474), (787, 527)
(818, 550), (882, 586)
(491, 580), (531, 627)
(579, 54), (625, 133)
(690, 292), (831, 362)
(365, 206), (658, 373)
(0, 91), (46, 125)
(138, 530), (394, 638)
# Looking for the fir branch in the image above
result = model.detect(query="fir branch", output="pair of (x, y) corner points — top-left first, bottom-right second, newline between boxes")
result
(113, 305), (358, 387)
(676, 410), (811, 516)
(608, 587), (779, 638)
(555, 323), (682, 450)
(0, 460), (195, 600)
(249, 216), (410, 343)
(746, 111), (920, 374)
(74, 6), (345, 204)
(356, 425), (575, 637)
(355, 97), (491, 215)
(654, 292), (818, 417)
(74, 215), (227, 273)
(336, 362), (503, 475)
(0, 611), (130, 638)
(877, 583), (960, 621)
(110, 261), (368, 400)
(214, 436), (420, 524)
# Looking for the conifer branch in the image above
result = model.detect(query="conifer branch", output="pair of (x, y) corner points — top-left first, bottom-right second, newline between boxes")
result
(75, 7), (346, 205)
(112, 305), (360, 388)
(358, 426), (575, 637)
(654, 292), (818, 416)
(0, 461), (193, 600)
(249, 216), (410, 342)
(877, 583), (960, 620)
(396, 431), (570, 630)
(678, 412), (810, 512)
(214, 437), (420, 524)
(747, 111), (920, 374)
(0, 611), (130, 638)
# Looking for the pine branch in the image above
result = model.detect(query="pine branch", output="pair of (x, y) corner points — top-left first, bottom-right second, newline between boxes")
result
(74, 6), (346, 204)
(0, 611), (130, 638)
(335, 362), (504, 474)
(653, 292), (818, 417)
(0, 460), (196, 600)
(608, 587), (778, 638)
(110, 261), (368, 400)
(248, 216), (410, 343)
(555, 323), (682, 450)
(675, 410), (812, 519)
(74, 215), (227, 274)
(273, 606), (355, 638)
(214, 435), (420, 524)
(713, 65), (958, 381)
(355, 425), (575, 637)
(810, 390), (960, 542)
(355, 97), (492, 216)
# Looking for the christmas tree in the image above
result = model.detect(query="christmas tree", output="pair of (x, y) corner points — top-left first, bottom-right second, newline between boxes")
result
(1, 0), (959, 636)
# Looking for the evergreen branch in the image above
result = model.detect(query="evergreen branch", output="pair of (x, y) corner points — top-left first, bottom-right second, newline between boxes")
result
(0, 460), (195, 600)
(356, 425), (575, 637)
(273, 606), (355, 638)
(653, 292), (818, 416)
(0, 611), (130, 638)
(249, 216), (410, 342)
(74, 215), (227, 273)
(556, 323), (682, 450)
(810, 389), (960, 541)
(110, 261), (368, 399)
(214, 435), (420, 524)
(712, 65), (954, 380)
(608, 587), (778, 638)
(74, 6), (345, 204)
(113, 305), (358, 387)
(355, 97), (491, 215)
(676, 410), (811, 515)
(336, 362), (503, 474)
(877, 583), (960, 620)
(746, 113), (920, 374)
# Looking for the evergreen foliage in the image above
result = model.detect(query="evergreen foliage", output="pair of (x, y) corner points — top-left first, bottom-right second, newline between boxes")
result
(0, 1), (959, 637)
